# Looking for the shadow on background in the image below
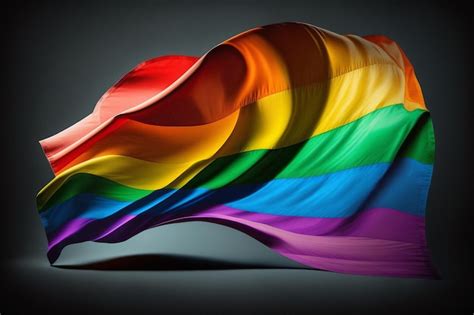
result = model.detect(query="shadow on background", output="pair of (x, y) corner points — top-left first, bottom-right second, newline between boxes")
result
(54, 253), (312, 271)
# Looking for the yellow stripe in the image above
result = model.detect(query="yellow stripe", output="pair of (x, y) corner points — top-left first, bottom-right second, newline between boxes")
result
(38, 62), (422, 202)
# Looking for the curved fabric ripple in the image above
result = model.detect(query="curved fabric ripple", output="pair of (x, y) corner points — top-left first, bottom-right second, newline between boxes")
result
(36, 22), (436, 278)
(40, 22), (424, 175)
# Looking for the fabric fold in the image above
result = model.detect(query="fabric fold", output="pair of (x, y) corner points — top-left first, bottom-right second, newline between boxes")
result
(37, 22), (436, 278)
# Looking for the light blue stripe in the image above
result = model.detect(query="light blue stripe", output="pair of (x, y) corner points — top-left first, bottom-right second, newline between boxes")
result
(41, 158), (432, 233)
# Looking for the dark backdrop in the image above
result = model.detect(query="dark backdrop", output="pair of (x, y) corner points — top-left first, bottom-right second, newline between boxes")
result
(2, 0), (473, 314)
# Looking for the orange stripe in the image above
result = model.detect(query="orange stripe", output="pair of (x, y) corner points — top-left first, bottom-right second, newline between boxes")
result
(41, 23), (417, 174)
(363, 34), (426, 110)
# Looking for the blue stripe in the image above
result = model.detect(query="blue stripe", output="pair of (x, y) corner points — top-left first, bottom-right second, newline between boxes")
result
(41, 158), (432, 233)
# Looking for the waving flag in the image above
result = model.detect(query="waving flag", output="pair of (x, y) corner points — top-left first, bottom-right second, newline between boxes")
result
(37, 22), (436, 278)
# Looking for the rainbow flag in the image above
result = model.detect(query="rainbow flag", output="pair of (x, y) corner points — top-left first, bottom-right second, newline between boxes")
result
(37, 22), (437, 278)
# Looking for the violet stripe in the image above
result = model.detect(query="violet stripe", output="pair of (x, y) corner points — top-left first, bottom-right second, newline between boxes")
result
(154, 214), (436, 277)
(193, 205), (426, 244)
(45, 207), (434, 277)
(47, 206), (426, 250)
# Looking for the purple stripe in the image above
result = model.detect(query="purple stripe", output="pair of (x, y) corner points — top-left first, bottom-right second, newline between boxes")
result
(46, 207), (435, 278)
(193, 206), (426, 244)
(47, 218), (94, 250)
(181, 215), (435, 278)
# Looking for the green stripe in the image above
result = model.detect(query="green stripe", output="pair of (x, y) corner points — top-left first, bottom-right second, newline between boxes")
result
(397, 113), (434, 164)
(38, 173), (152, 212)
(38, 104), (432, 212)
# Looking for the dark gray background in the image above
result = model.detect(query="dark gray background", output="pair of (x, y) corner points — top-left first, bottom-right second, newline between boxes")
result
(2, 0), (473, 313)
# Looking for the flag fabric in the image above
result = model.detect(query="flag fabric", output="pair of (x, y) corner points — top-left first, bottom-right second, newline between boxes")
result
(37, 22), (437, 278)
